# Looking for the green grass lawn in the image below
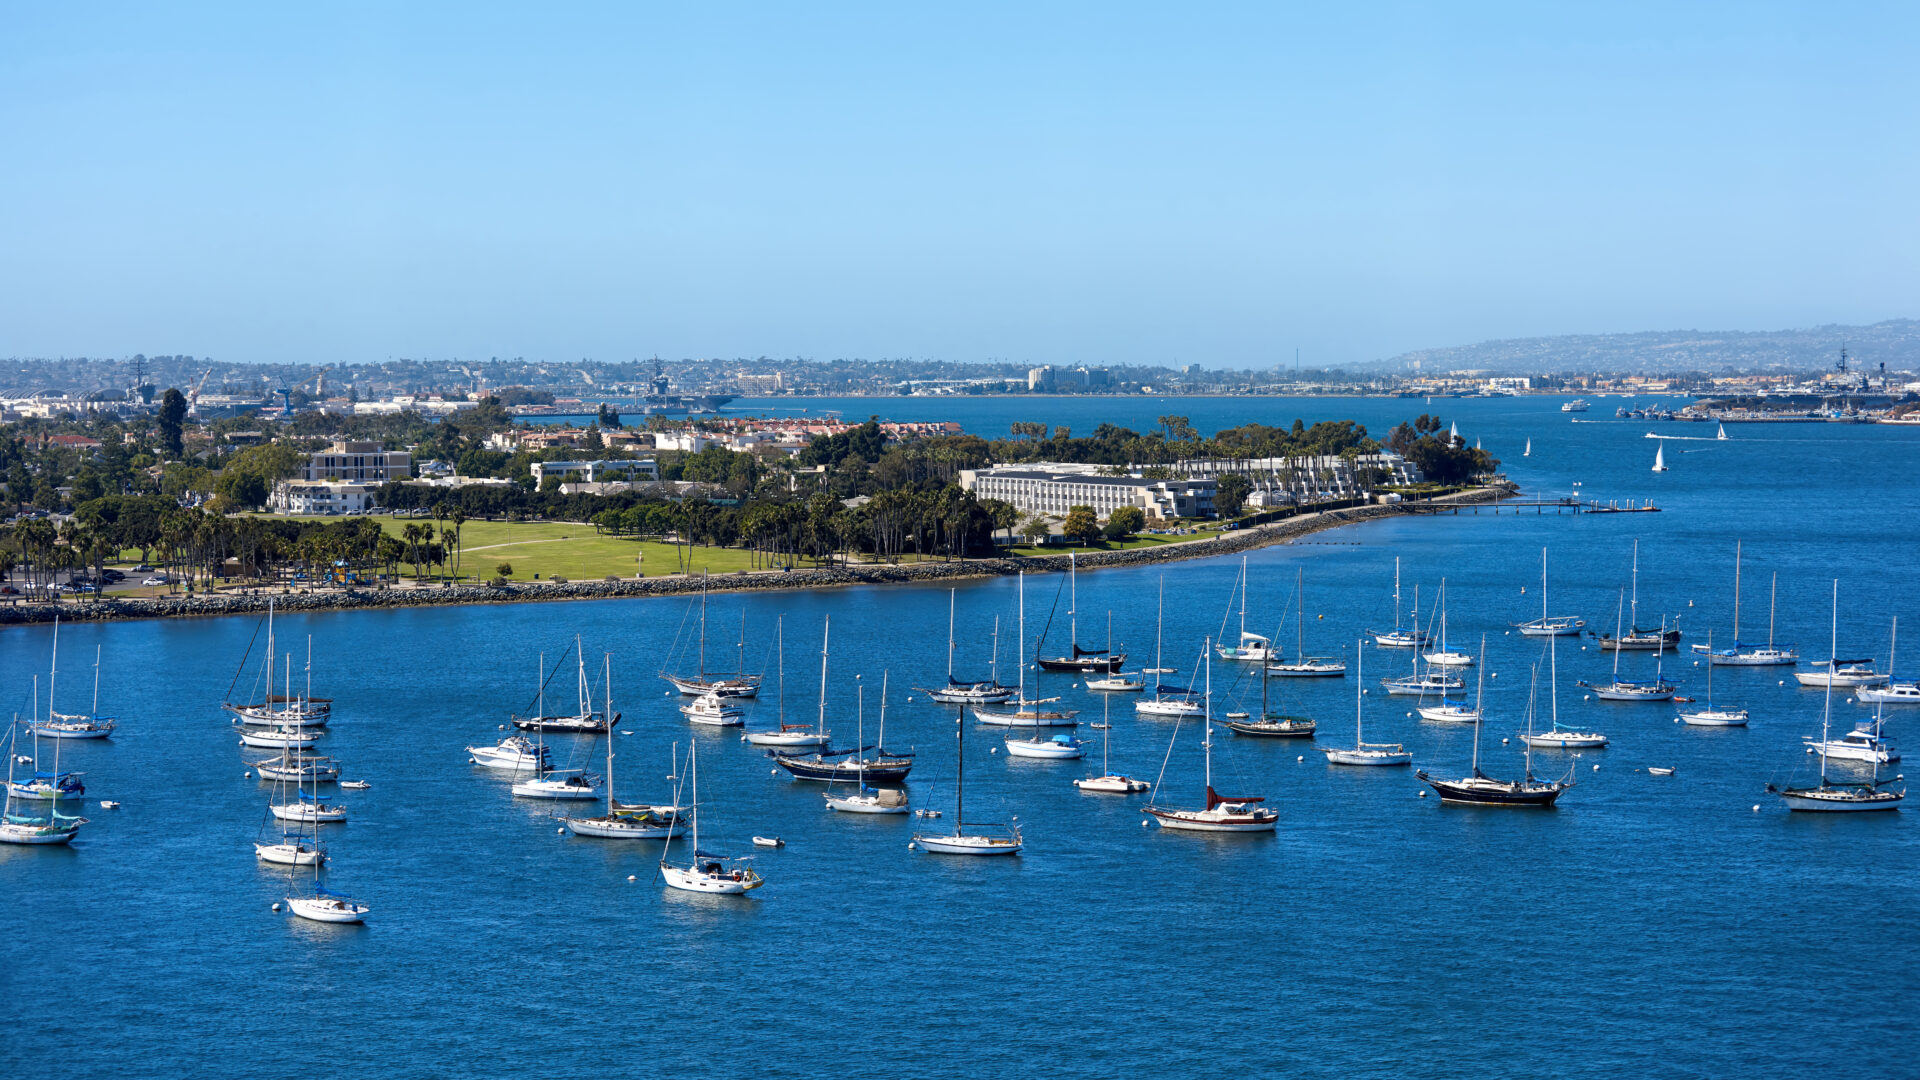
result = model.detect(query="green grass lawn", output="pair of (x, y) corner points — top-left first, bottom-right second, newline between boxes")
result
(1002, 527), (1225, 558)
(341, 517), (769, 580)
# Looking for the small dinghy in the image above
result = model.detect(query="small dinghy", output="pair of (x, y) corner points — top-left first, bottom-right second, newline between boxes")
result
(1647, 767), (1675, 776)
(752, 836), (784, 848)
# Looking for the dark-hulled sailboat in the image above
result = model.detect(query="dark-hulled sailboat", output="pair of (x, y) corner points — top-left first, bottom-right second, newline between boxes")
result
(1034, 553), (1125, 673)
(1418, 636), (1570, 806)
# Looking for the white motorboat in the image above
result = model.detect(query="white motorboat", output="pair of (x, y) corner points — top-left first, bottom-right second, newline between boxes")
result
(1770, 582), (1905, 813)
(467, 735), (548, 772)
(256, 841), (326, 866)
(1516, 549), (1584, 637)
(240, 725), (321, 749)
(1135, 691), (1203, 718)
(824, 676), (911, 814)
(339, 780), (371, 790)
(285, 892), (369, 924)
(1005, 732), (1085, 760)
(270, 795), (348, 823)
(1086, 673), (1146, 692)
(1794, 661), (1888, 688)
(1806, 722), (1899, 765)
(1857, 682), (1920, 705)
(659, 745), (764, 894)
(681, 692), (745, 726)
(1322, 643), (1412, 766)
(1561, 399), (1589, 412)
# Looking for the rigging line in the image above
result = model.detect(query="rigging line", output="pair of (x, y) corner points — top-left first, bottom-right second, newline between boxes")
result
(222, 611), (268, 704)
(1033, 569), (1069, 654)
(1149, 714), (1181, 802)
(521, 646), (581, 717)
(658, 593), (700, 676)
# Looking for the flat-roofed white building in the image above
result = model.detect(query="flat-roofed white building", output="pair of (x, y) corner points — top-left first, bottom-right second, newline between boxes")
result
(959, 467), (1214, 521)
(303, 440), (412, 483)
(271, 480), (381, 515)
(531, 459), (660, 486)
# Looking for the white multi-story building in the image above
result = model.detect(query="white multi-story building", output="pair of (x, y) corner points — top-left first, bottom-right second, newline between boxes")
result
(530, 459), (660, 486)
(271, 480), (381, 515)
(959, 466), (1214, 521)
(302, 440), (412, 483)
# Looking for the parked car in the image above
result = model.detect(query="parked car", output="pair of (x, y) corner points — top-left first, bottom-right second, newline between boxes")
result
(102, 569), (126, 582)
(133, 564), (154, 572)
(142, 575), (169, 586)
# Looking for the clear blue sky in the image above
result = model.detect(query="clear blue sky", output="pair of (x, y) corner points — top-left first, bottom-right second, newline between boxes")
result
(2, 2), (1915, 369)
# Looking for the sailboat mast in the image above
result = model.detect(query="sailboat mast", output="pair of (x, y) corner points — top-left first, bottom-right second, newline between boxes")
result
(946, 590), (956, 681)
(1202, 640), (1213, 792)
(1017, 572), (1026, 702)
(855, 686), (864, 788)
(1393, 557), (1402, 629)
(605, 654), (615, 816)
(91, 644), (102, 718)
(1154, 577), (1165, 672)
(1296, 568), (1305, 659)
(775, 617), (785, 725)
(1069, 551), (1078, 648)
(537, 652), (544, 720)
(1550, 630), (1560, 732)
(955, 706), (965, 835)
(698, 578), (708, 678)
(1353, 639), (1364, 748)
(1630, 540), (1640, 630)
(47, 618), (59, 717)
(1821, 580), (1836, 785)
(817, 616), (831, 734)
(1611, 592), (1625, 681)
(305, 636), (313, 709)
(576, 636), (587, 716)
(1769, 573), (1779, 648)
(1238, 557), (1247, 641)
(1471, 634), (1486, 772)
(990, 616), (1001, 687)
(737, 608), (745, 677)
(1733, 541), (1743, 643)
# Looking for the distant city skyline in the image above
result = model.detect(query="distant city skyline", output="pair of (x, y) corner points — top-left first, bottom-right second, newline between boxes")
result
(3, 3), (1915, 368)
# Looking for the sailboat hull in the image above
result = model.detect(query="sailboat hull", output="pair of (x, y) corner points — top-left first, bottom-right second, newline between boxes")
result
(1416, 772), (1564, 806)
(661, 863), (763, 892)
(911, 832), (1022, 855)
(743, 731), (832, 747)
(1522, 733), (1608, 748)
(662, 675), (761, 698)
(1771, 787), (1903, 812)
(1267, 662), (1346, 677)
(1003, 738), (1084, 759)
(1222, 718), (1316, 737)
(1074, 775), (1150, 793)
(0, 822), (82, 844)
(973, 705), (1079, 727)
(771, 757), (913, 783)
(286, 896), (368, 922)
(255, 843), (325, 866)
(27, 724), (114, 740)
(1144, 807), (1277, 832)
(1678, 709), (1749, 727)
(1322, 748), (1411, 766)
(1517, 619), (1584, 637)
(825, 794), (911, 813)
(565, 812), (687, 839)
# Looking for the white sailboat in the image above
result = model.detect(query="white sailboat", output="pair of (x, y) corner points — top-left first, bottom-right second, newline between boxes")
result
(226, 605), (331, 727)
(1085, 612), (1145, 691)
(1322, 644), (1412, 766)
(1523, 437), (1531, 457)
(0, 723), (86, 845)
(911, 705), (1024, 855)
(1580, 593), (1676, 701)
(281, 805), (367, 922)
(1651, 442), (1668, 471)
(1524, 634), (1608, 748)
(1678, 631), (1749, 726)
(1770, 581), (1904, 812)
(1268, 568), (1346, 677)
(745, 617), (832, 747)
(1416, 647), (1482, 723)
(1074, 688), (1150, 792)
(918, 592), (1015, 704)
(974, 573), (1079, 727)
(30, 631), (116, 740)
(1691, 547), (1798, 665)
(825, 676), (912, 813)
(1422, 579), (1474, 667)
(1143, 641), (1278, 831)
(1368, 557), (1429, 648)
(567, 662), (690, 839)
(1716, 422), (1728, 441)
(1215, 557), (1275, 662)
(660, 579), (762, 698)
(511, 659), (603, 799)
(1516, 548), (1584, 636)
(1856, 618), (1920, 704)
(659, 743), (765, 893)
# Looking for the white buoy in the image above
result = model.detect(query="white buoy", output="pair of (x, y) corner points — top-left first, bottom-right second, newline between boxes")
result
(1418, 790), (1428, 798)
(628, 875), (636, 882)
(244, 771), (252, 778)
(1584, 694), (1591, 701)
(1673, 717), (1680, 723)
(1405, 711), (1412, 717)
(1501, 738), (1509, 744)
(272, 903), (281, 912)
(1297, 755), (1304, 762)
(1693, 660), (1700, 666)
(1752, 804), (1761, 812)
(739, 735), (748, 742)
(1140, 819), (1150, 828)
(770, 768), (779, 775)
(990, 747), (998, 753)
(497, 724), (505, 730)
(557, 826), (565, 834)
(1779, 680), (1786, 686)
(1592, 764), (1600, 771)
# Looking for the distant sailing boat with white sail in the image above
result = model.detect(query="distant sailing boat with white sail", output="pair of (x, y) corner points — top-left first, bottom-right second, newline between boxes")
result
(1652, 442), (1668, 471)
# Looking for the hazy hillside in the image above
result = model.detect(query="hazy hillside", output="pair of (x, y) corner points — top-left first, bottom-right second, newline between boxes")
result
(1382, 319), (1920, 374)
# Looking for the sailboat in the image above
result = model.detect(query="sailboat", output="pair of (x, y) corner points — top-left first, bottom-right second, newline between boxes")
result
(1716, 422), (1728, 441)
(1579, 592), (1675, 703)
(660, 743), (765, 893)
(0, 723), (86, 845)
(1678, 631), (1750, 726)
(1224, 597), (1317, 737)
(1137, 581), (1202, 719)
(512, 638), (609, 733)
(918, 592), (1015, 704)
(1215, 557), (1275, 662)
(1651, 442), (1669, 471)
(1421, 578), (1474, 667)
(768, 625), (916, 783)
(1381, 599), (1465, 697)
(1769, 581), (1904, 812)
(1268, 568), (1346, 677)
(1085, 613), (1145, 691)
(30, 630), (115, 739)
(660, 579), (762, 697)
(1516, 548), (1584, 636)
(1523, 437), (1531, 457)
(1074, 688), (1151, 792)
(1690, 546), (1798, 665)
(911, 707), (1023, 856)
(566, 662), (690, 839)
(974, 573), (1080, 727)
(1419, 641), (1570, 806)
(745, 617), (832, 747)
(825, 677), (912, 812)
(1597, 540), (1681, 651)
(282, 803), (367, 922)
(1416, 646), (1482, 723)
(225, 603), (331, 726)
(1369, 559), (1429, 648)
(1036, 553), (1125, 672)
(7, 677), (86, 804)
(1527, 633), (1609, 747)
(269, 785), (349, 823)
(1144, 642), (1278, 831)
(256, 766), (331, 865)
(1856, 618), (1920, 704)
(1322, 644), (1412, 765)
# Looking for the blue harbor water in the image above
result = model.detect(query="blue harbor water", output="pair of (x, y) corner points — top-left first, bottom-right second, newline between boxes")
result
(7, 397), (1918, 1077)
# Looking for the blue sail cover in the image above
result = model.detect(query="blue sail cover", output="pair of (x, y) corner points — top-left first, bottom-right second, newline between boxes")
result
(693, 848), (732, 859)
(1154, 684), (1194, 696)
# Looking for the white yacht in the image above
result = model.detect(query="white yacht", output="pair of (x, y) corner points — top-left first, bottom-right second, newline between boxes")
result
(1214, 558), (1276, 662)
(467, 735), (547, 772)
(1794, 661), (1888, 689)
(680, 692), (745, 727)
(1806, 722), (1899, 765)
